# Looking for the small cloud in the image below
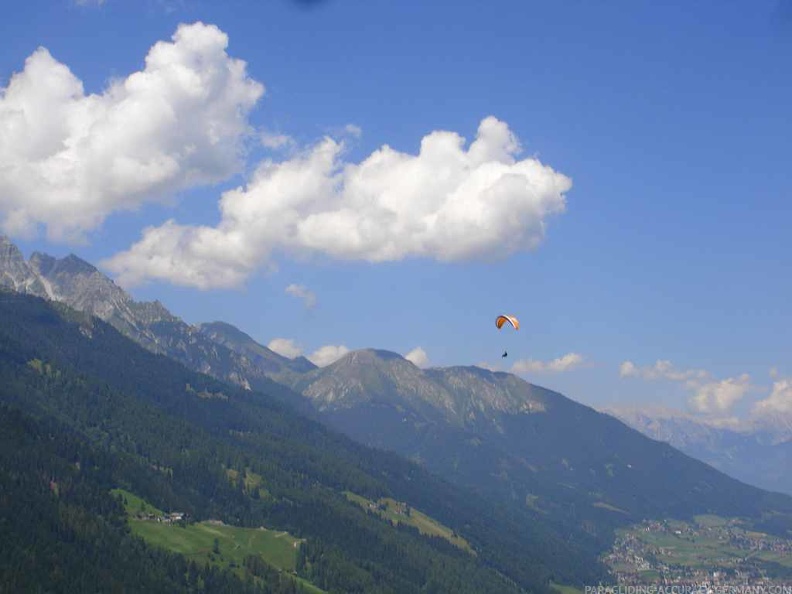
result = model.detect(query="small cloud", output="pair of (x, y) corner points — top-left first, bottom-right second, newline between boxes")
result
(308, 344), (349, 367)
(619, 361), (639, 377)
(405, 347), (429, 368)
(74, 0), (106, 5)
(753, 378), (792, 417)
(261, 131), (295, 150)
(267, 337), (302, 359)
(752, 377), (792, 434)
(512, 352), (585, 374)
(268, 338), (349, 366)
(476, 362), (501, 372)
(344, 123), (362, 138)
(285, 283), (316, 309)
(688, 374), (751, 415)
(618, 359), (709, 384)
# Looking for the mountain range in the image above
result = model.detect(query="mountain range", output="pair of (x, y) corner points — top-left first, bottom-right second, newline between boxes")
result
(609, 406), (792, 496)
(0, 289), (582, 593)
(3, 234), (792, 591)
(0, 237), (313, 407)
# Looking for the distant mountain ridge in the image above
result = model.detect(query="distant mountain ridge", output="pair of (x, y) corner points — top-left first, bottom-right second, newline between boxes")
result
(293, 348), (543, 420)
(609, 406), (792, 496)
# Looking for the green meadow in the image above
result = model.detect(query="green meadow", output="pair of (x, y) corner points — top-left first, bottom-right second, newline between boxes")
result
(345, 492), (474, 554)
(112, 489), (324, 593)
(129, 520), (299, 571)
(551, 582), (584, 594)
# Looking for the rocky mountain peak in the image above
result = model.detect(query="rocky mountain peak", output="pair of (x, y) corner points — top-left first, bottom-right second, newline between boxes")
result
(0, 236), (49, 298)
(28, 252), (58, 276)
(0, 235), (22, 258)
(57, 253), (100, 275)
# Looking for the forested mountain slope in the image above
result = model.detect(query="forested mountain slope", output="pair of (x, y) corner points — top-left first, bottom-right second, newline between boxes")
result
(0, 290), (601, 593)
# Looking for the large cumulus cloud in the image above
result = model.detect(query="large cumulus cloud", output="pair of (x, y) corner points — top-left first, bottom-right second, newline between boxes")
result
(0, 22), (263, 241)
(105, 116), (572, 288)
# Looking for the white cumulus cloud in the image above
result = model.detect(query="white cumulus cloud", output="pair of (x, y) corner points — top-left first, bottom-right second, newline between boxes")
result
(104, 116), (571, 287)
(511, 352), (585, 374)
(620, 359), (751, 417)
(0, 22), (263, 242)
(267, 337), (302, 359)
(753, 378), (792, 417)
(343, 123), (362, 138)
(285, 283), (316, 309)
(260, 131), (295, 150)
(618, 359), (709, 383)
(405, 347), (429, 368)
(475, 362), (501, 372)
(308, 344), (349, 367)
(688, 374), (751, 415)
(267, 337), (348, 366)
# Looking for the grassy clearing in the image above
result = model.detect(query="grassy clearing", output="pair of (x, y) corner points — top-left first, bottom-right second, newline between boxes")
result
(225, 467), (271, 500)
(551, 582), (584, 594)
(111, 488), (164, 517)
(129, 520), (300, 571)
(345, 492), (474, 554)
(113, 489), (324, 593)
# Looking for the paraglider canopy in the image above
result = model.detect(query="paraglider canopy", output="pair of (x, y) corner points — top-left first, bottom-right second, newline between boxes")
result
(495, 315), (519, 330)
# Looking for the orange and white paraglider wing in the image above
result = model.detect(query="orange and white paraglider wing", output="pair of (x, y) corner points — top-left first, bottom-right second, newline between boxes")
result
(495, 315), (520, 330)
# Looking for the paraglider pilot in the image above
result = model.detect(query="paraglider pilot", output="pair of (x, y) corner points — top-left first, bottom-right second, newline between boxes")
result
(495, 315), (519, 359)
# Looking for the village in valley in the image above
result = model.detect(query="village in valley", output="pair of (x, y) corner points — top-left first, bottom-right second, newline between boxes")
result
(603, 516), (792, 588)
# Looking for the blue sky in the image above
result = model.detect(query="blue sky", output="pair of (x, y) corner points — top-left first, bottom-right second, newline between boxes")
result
(1, 0), (791, 424)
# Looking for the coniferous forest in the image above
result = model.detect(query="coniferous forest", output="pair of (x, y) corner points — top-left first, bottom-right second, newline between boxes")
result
(0, 291), (603, 593)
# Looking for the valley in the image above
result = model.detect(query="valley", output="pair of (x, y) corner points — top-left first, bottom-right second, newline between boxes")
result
(604, 515), (792, 587)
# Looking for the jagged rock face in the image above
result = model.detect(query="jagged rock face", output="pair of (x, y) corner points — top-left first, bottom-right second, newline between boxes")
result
(0, 238), (49, 298)
(26, 251), (176, 353)
(0, 237), (306, 401)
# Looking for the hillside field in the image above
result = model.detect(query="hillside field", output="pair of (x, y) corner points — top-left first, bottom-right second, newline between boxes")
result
(113, 489), (323, 593)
